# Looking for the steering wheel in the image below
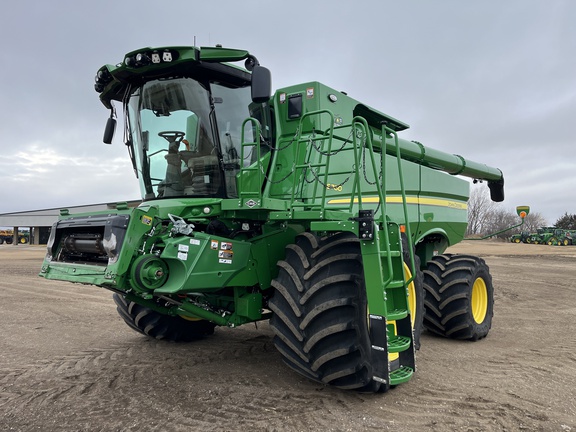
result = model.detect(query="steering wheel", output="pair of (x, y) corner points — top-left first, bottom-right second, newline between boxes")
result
(158, 131), (185, 142)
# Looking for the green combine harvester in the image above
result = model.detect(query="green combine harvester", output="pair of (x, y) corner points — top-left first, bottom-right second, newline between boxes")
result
(40, 46), (506, 392)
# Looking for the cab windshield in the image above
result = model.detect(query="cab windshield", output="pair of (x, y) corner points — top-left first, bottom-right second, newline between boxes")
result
(126, 77), (254, 200)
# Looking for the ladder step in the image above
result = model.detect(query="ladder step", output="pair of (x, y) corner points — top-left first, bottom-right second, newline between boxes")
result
(387, 309), (408, 321)
(379, 250), (401, 258)
(389, 366), (414, 386)
(386, 280), (406, 289)
(388, 335), (411, 353)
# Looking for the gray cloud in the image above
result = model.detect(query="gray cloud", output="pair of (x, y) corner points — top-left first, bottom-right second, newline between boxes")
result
(1, 0), (574, 223)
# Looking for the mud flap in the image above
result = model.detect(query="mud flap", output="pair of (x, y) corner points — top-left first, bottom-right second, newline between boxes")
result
(369, 314), (390, 391)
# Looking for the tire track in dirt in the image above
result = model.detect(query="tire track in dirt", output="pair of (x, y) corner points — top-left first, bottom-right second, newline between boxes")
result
(1, 329), (392, 431)
(382, 381), (555, 432)
(3, 243), (576, 431)
(3, 282), (113, 304)
(405, 335), (571, 431)
(0, 335), (284, 400)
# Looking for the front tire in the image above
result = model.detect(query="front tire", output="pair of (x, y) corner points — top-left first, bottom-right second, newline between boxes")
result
(423, 254), (494, 341)
(269, 231), (423, 391)
(113, 294), (216, 341)
(269, 232), (377, 390)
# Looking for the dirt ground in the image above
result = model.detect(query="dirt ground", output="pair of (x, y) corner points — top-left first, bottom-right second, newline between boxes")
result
(1, 241), (575, 432)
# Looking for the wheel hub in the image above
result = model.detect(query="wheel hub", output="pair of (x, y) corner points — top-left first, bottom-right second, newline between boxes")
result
(471, 277), (488, 324)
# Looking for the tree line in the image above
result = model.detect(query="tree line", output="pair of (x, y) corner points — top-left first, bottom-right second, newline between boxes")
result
(465, 188), (576, 239)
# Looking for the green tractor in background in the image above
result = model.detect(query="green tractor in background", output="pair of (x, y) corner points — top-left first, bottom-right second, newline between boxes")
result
(40, 45), (506, 392)
(543, 228), (575, 246)
(540, 229), (562, 245)
(564, 230), (576, 245)
(525, 227), (575, 246)
(526, 227), (552, 244)
(507, 207), (531, 243)
(510, 231), (530, 243)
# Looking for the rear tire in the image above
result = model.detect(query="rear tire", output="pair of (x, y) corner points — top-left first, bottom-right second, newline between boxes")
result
(112, 293), (216, 341)
(423, 254), (493, 341)
(402, 236), (424, 350)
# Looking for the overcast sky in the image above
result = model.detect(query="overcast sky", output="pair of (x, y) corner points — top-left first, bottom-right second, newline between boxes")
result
(0, 0), (574, 224)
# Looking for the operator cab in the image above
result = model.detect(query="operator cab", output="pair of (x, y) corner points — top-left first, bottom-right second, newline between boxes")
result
(128, 78), (261, 200)
(98, 47), (272, 201)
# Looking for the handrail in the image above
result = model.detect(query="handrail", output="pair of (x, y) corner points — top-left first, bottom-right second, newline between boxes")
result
(238, 117), (263, 202)
(384, 126), (415, 285)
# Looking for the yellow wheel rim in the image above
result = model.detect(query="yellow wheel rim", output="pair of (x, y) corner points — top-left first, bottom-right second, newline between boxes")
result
(404, 263), (417, 328)
(471, 277), (488, 324)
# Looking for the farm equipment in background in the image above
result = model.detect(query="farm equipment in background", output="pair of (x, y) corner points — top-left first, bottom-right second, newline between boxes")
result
(519, 227), (575, 246)
(0, 229), (29, 245)
(539, 228), (564, 246)
(562, 230), (576, 246)
(525, 227), (551, 244)
(510, 231), (530, 243)
(541, 228), (575, 246)
(40, 45), (506, 392)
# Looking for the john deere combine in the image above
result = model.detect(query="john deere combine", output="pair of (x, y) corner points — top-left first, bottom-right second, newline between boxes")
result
(40, 46), (505, 392)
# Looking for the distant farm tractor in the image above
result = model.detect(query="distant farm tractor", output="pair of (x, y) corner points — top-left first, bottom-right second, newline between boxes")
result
(510, 231), (529, 243)
(544, 229), (575, 246)
(0, 230), (29, 245)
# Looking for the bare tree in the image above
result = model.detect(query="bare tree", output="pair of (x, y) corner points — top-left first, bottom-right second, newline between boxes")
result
(521, 212), (548, 233)
(483, 208), (517, 239)
(466, 185), (548, 238)
(466, 187), (495, 236)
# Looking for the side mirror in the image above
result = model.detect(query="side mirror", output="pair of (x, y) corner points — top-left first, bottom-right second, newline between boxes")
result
(103, 117), (116, 144)
(251, 65), (272, 103)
